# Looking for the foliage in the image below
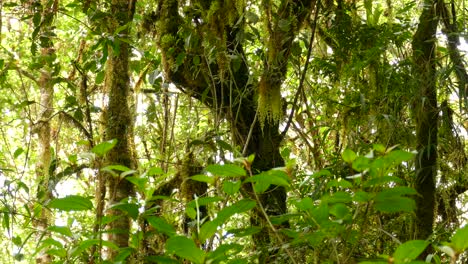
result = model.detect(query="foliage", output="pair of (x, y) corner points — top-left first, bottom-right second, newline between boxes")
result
(0, 0), (467, 263)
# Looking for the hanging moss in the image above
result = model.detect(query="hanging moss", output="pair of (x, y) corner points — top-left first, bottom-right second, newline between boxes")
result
(257, 77), (282, 129)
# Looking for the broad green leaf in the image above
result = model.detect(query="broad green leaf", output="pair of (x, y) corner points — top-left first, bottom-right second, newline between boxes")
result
(330, 203), (350, 219)
(295, 197), (314, 212)
(353, 191), (371, 202)
(146, 216), (176, 237)
(450, 225), (468, 252)
(187, 196), (223, 208)
(387, 149), (414, 164)
(47, 226), (73, 238)
(145, 256), (179, 264)
(393, 240), (429, 263)
(228, 226), (262, 237)
(191, 174), (215, 185)
(46, 249), (67, 258)
(48, 195), (93, 211)
(223, 180), (241, 195)
(323, 191), (352, 204)
(374, 196), (415, 213)
(146, 167), (164, 176)
(216, 199), (256, 223)
(91, 139), (117, 156)
(71, 239), (118, 257)
(205, 164), (246, 178)
(326, 179), (353, 189)
(373, 144), (386, 153)
(126, 176), (147, 191)
(363, 176), (404, 187)
(207, 243), (243, 263)
(108, 203), (140, 220)
(166, 236), (205, 264)
(342, 149), (357, 163)
(102, 164), (131, 172)
(352, 156), (371, 172)
(199, 199), (256, 240)
(199, 220), (219, 242)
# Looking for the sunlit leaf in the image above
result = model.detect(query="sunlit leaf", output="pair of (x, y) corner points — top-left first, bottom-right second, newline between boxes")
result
(393, 240), (429, 263)
(342, 149), (357, 163)
(205, 164), (246, 177)
(91, 139), (117, 156)
(146, 216), (176, 237)
(166, 236), (205, 264)
(48, 195), (93, 211)
(451, 225), (468, 252)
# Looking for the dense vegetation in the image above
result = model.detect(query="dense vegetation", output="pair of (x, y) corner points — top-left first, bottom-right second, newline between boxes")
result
(0, 0), (467, 263)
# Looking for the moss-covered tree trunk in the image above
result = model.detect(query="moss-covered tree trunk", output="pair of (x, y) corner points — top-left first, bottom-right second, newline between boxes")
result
(155, 0), (313, 261)
(102, 0), (137, 257)
(411, 0), (439, 245)
(33, 1), (59, 262)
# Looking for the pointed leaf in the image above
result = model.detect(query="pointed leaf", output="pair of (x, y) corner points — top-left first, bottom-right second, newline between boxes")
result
(393, 240), (429, 263)
(205, 164), (246, 178)
(451, 225), (468, 252)
(91, 139), (117, 156)
(48, 195), (93, 211)
(166, 236), (205, 264)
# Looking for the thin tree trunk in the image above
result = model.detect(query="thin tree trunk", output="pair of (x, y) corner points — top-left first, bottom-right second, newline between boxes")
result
(102, 0), (137, 257)
(411, 0), (439, 248)
(33, 1), (59, 262)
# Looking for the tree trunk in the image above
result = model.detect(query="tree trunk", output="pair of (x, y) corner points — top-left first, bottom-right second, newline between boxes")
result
(411, 0), (439, 246)
(102, 0), (137, 257)
(33, 1), (59, 262)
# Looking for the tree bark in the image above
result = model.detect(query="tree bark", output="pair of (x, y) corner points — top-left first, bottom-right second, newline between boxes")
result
(102, 0), (137, 257)
(33, 1), (59, 262)
(411, 0), (439, 246)
(155, 0), (313, 261)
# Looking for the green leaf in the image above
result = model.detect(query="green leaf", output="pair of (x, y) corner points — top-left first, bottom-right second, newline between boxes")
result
(165, 236), (205, 264)
(244, 170), (290, 193)
(48, 195), (93, 211)
(12, 236), (22, 246)
(187, 196), (223, 208)
(223, 180), (241, 195)
(47, 226), (73, 238)
(126, 176), (147, 191)
(205, 164), (246, 178)
(393, 240), (429, 263)
(245, 11), (259, 23)
(342, 149), (357, 163)
(375, 196), (415, 214)
(71, 239), (118, 257)
(451, 225), (468, 252)
(46, 248), (67, 258)
(95, 71), (105, 84)
(352, 156), (371, 172)
(326, 179), (353, 189)
(91, 139), (117, 156)
(363, 176), (404, 187)
(14, 148), (24, 159)
(108, 203), (140, 220)
(227, 226), (262, 237)
(146, 216), (176, 237)
(102, 164), (131, 172)
(207, 243), (243, 263)
(323, 191), (352, 204)
(191, 174), (215, 185)
(175, 52), (186, 66)
(199, 199), (256, 241)
(353, 191), (371, 202)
